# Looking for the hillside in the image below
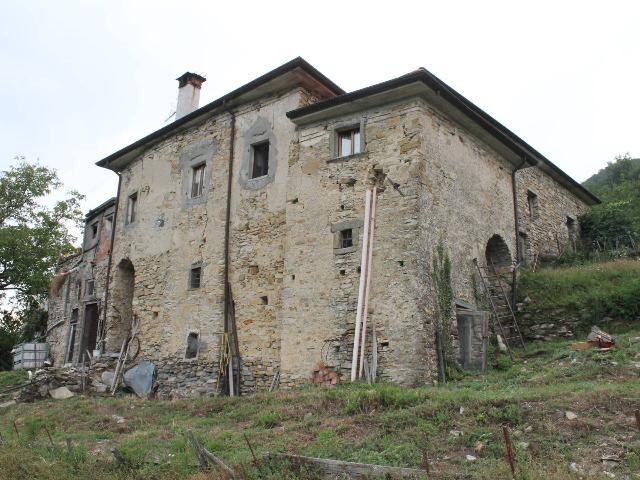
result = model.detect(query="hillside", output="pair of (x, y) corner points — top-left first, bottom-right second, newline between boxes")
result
(0, 334), (639, 479)
(580, 155), (640, 249)
(583, 157), (640, 196)
(1, 261), (639, 479)
(517, 259), (640, 338)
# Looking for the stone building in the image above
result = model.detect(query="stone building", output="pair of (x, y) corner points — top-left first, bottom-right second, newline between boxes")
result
(47, 198), (115, 366)
(46, 58), (598, 396)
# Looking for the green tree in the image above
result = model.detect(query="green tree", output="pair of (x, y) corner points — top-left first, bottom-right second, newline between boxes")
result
(581, 154), (640, 249)
(0, 158), (84, 367)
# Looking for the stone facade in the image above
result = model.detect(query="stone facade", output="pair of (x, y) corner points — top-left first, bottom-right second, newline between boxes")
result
(46, 60), (597, 395)
(515, 166), (589, 265)
(46, 198), (115, 366)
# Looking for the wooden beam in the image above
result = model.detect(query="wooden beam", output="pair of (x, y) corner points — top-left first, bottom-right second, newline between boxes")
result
(359, 186), (377, 379)
(266, 453), (426, 479)
(351, 187), (372, 381)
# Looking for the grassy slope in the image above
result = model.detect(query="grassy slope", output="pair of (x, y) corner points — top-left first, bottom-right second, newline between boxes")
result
(519, 259), (640, 328)
(0, 330), (639, 480)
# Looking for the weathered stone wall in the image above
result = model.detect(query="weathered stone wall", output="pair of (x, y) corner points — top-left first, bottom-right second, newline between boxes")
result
(415, 99), (518, 379)
(58, 77), (593, 395)
(105, 88), (306, 395)
(515, 167), (590, 264)
(46, 202), (115, 366)
(46, 254), (81, 366)
(284, 96), (521, 387)
(283, 99), (428, 386)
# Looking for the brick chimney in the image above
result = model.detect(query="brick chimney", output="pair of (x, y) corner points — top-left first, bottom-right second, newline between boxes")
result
(175, 72), (206, 120)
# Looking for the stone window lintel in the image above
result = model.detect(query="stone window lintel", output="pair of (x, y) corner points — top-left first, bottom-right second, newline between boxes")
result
(331, 218), (364, 254)
(330, 118), (366, 161)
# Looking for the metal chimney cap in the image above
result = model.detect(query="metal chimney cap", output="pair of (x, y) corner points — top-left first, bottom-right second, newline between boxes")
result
(176, 72), (207, 88)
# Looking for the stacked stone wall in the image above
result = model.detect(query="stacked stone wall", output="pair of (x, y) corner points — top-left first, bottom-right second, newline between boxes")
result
(515, 167), (590, 264)
(105, 88), (305, 395)
(47, 202), (115, 367)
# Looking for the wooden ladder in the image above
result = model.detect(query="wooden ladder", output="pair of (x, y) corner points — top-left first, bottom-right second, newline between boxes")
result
(473, 258), (525, 359)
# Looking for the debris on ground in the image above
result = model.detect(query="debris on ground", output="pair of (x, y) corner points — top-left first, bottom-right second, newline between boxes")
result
(123, 361), (156, 398)
(565, 411), (578, 420)
(111, 414), (125, 424)
(587, 326), (616, 348)
(49, 386), (74, 400)
(0, 356), (159, 404)
(311, 362), (339, 386)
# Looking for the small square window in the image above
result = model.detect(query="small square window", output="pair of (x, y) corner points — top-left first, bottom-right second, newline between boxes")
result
(251, 142), (270, 179)
(566, 216), (578, 240)
(338, 128), (361, 157)
(340, 229), (353, 248)
(185, 332), (199, 359)
(86, 280), (95, 297)
(189, 266), (202, 289)
(127, 192), (138, 224)
(191, 163), (205, 198)
(527, 190), (538, 219)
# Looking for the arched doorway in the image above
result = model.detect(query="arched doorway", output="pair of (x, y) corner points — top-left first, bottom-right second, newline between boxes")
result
(485, 235), (512, 274)
(108, 258), (135, 350)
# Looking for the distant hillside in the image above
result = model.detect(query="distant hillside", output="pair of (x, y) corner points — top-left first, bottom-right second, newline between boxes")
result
(580, 154), (640, 249)
(583, 155), (640, 199)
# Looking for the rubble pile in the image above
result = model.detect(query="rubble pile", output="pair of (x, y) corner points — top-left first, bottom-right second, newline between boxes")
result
(311, 362), (339, 386)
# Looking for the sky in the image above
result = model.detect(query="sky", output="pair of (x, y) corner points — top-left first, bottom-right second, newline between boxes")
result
(1, 0), (639, 223)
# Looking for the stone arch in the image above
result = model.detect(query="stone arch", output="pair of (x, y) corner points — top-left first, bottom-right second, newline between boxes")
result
(108, 258), (135, 351)
(485, 235), (512, 273)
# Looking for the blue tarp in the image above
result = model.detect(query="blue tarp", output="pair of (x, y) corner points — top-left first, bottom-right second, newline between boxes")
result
(123, 360), (156, 397)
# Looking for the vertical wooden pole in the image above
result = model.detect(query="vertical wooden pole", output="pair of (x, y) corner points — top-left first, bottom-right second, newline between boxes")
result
(66, 437), (73, 457)
(228, 341), (235, 397)
(43, 426), (54, 447)
(351, 188), (372, 382)
(502, 425), (516, 477)
(359, 186), (377, 379)
(635, 409), (640, 431)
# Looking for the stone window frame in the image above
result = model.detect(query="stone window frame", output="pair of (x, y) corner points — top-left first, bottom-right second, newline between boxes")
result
(239, 117), (278, 191)
(180, 138), (216, 208)
(188, 262), (203, 290)
(331, 218), (364, 255)
(250, 141), (270, 179)
(517, 230), (529, 265)
(566, 215), (578, 242)
(526, 189), (539, 220)
(85, 279), (95, 298)
(83, 219), (100, 250)
(65, 308), (79, 365)
(183, 329), (201, 360)
(329, 118), (366, 162)
(125, 191), (138, 225)
(190, 162), (206, 199)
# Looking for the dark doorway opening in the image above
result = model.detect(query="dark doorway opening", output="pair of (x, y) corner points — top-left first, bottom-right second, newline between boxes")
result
(485, 234), (512, 274)
(81, 303), (99, 360)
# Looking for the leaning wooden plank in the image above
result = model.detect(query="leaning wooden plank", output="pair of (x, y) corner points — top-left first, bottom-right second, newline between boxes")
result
(185, 430), (209, 471)
(201, 448), (237, 479)
(266, 453), (426, 479)
(351, 187), (372, 381)
(359, 186), (377, 379)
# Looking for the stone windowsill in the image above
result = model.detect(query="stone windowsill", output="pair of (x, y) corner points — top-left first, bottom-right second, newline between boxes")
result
(327, 152), (365, 164)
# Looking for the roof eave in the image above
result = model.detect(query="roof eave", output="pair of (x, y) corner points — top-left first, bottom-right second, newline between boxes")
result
(96, 57), (344, 172)
(287, 70), (600, 206)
